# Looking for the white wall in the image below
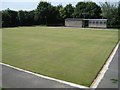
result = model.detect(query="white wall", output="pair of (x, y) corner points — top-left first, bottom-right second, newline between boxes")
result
(65, 20), (83, 27)
(89, 20), (107, 28)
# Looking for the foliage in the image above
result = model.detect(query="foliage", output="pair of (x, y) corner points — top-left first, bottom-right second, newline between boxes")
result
(117, 1), (120, 28)
(59, 4), (74, 19)
(2, 8), (18, 27)
(110, 78), (118, 84)
(35, 2), (52, 25)
(34, 2), (61, 26)
(2, 1), (120, 28)
(18, 10), (35, 26)
(74, 2), (102, 19)
(100, 2), (119, 28)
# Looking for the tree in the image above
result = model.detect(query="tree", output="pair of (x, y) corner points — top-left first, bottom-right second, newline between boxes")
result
(46, 6), (60, 25)
(18, 10), (26, 26)
(74, 2), (102, 19)
(35, 1), (52, 25)
(35, 1), (61, 25)
(56, 5), (63, 20)
(2, 8), (18, 27)
(59, 4), (74, 19)
(55, 5), (65, 25)
(0, 11), (2, 28)
(117, 1), (120, 28)
(28, 10), (35, 25)
(18, 10), (35, 26)
(100, 2), (118, 28)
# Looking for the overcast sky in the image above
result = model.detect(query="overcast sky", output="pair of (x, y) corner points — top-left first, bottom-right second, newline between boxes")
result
(1, 0), (119, 11)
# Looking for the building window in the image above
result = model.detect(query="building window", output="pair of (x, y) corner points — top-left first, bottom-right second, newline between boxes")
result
(100, 21), (102, 25)
(92, 21), (95, 24)
(103, 21), (106, 24)
(96, 21), (98, 24)
(89, 21), (92, 24)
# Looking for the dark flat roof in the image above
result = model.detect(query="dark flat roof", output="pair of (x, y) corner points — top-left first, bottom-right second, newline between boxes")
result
(65, 18), (107, 21)
(65, 18), (84, 21)
(84, 19), (107, 21)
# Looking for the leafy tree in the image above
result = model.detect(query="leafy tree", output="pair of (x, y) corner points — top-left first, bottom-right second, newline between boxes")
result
(61, 4), (74, 19)
(65, 4), (74, 18)
(35, 1), (61, 25)
(100, 2), (118, 28)
(18, 10), (35, 26)
(2, 8), (18, 27)
(56, 5), (63, 19)
(18, 10), (26, 26)
(55, 5), (65, 25)
(28, 10), (35, 25)
(117, 1), (120, 28)
(35, 1), (52, 25)
(56, 4), (63, 11)
(0, 11), (2, 28)
(74, 2), (102, 19)
(59, 6), (66, 19)
(46, 6), (60, 25)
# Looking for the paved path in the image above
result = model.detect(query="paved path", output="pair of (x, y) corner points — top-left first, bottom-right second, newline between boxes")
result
(2, 64), (74, 88)
(97, 47), (119, 88)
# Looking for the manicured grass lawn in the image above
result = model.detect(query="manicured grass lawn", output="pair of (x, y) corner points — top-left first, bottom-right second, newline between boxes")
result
(2, 26), (118, 86)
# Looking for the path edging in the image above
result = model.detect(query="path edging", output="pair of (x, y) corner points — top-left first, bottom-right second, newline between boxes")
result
(90, 41), (119, 88)
(0, 62), (88, 89)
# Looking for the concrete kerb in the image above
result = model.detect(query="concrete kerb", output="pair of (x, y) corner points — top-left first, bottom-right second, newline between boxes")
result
(0, 62), (88, 89)
(90, 41), (119, 88)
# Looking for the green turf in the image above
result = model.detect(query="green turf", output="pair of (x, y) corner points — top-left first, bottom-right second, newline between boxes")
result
(2, 26), (118, 86)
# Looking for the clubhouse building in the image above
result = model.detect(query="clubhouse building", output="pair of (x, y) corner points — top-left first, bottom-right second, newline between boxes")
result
(65, 18), (107, 28)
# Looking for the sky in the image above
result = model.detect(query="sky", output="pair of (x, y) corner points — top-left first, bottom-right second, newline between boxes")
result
(1, 0), (119, 11)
